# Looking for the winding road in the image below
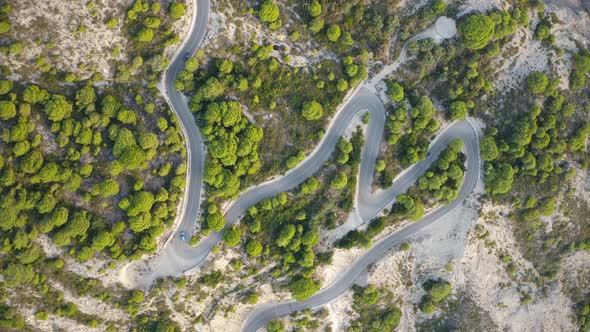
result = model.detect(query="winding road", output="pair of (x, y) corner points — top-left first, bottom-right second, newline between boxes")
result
(121, 0), (211, 287)
(241, 118), (480, 331)
(121, 1), (482, 331)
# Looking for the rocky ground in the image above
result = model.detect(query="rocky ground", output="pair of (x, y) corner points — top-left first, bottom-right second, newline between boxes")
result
(1, 0), (191, 80)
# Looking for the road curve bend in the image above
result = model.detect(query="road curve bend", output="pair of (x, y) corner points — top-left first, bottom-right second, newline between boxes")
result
(122, 8), (483, 332)
(121, 0), (210, 288)
(241, 118), (480, 331)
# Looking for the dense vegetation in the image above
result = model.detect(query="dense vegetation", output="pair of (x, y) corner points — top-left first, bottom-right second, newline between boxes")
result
(0, 0), (189, 329)
(349, 284), (402, 331)
(221, 129), (364, 300)
(0, 78), (186, 261)
(377, 90), (446, 187)
(337, 139), (465, 249)
(177, 40), (368, 202)
(180, 47), (368, 232)
(375, 5), (525, 186)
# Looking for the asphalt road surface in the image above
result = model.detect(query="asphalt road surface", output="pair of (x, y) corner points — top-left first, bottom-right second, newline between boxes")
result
(121, 0), (211, 287)
(241, 118), (480, 331)
(121, 2), (482, 330)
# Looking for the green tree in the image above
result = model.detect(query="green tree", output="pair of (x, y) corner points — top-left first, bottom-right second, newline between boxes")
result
(119, 145), (146, 170)
(267, 320), (285, 332)
(309, 17), (324, 33)
(44, 95), (73, 121)
(106, 17), (118, 29)
(0, 20), (10, 34)
(0, 80), (13, 95)
(9, 41), (23, 55)
(37, 193), (57, 214)
(223, 226), (241, 247)
(41, 207), (69, 233)
(91, 231), (115, 250)
(569, 122), (590, 152)
(2, 263), (34, 287)
(409, 95), (435, 131)
(449, 100), (468, 120)
(246, 239), (263, 256)
(245, 292), (259, 304)
(0, 207), (17, 231)
(96, 179), (120, 197)
(144, 16), (161, 28)
(331, 172), (348, 190)
(116, 109), (138, 125)
(35, 311), (48, 321)
(480, 135), (499, 161)
(300, 177), (319, 194)
(218, 59), (233, 74)
(426, 280), (452, 302)
(459, 14), (495, 50)
(289, 275), (320, 301)
(126, 191), (155, 217)
(138, 132), (159, 150)
(169, 2), (186, 19)
(420, 300), (436, 314)
(336, 78), (349, 91)
(539, 197), (556, 216)
(75, 85), (96, 107)
(390, 194), (424, 221)
(198, 77), (224, 100)
(16, 244), (41, 264)
(308, 1), (322, 17)
(137, 27), (154, 42)
(276, 224), (296, 247)
(302, 100), (323, 121)
(20, 150), (44, 174)
(259, 1), (280, 23)
(128, 213), (153, 233)
(484, 163), (514, 195)
(22, 85), (49, 104)
(185, 57), (199, 71)
(388, 82), (404, 103)
(345, 64), (358, 77)
(326, 25), (341, 42)
(207, 211), (225, 231)
(433, 0), (446, 14)
(0, 101), (16, 120)
(527, 71), (549, 94)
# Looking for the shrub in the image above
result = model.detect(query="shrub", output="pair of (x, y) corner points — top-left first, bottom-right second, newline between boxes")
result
(420, 300), (436, 314)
